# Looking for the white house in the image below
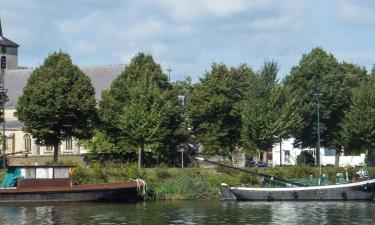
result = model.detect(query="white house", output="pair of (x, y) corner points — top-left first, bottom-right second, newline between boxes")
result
(272, 138), (365, 167)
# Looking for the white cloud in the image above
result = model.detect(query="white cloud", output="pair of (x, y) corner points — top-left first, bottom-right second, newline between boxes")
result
(339, 0), (375, 25)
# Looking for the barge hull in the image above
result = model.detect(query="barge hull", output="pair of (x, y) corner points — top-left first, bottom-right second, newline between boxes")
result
(221, 179), (375, 201)
(0, 181), (139, 203)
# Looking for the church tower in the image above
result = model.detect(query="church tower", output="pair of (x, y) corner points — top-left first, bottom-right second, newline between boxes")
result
(0, 18), (19, 70)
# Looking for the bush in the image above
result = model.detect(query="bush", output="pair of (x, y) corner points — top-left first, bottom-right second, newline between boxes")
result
(297, 151), (315, 166)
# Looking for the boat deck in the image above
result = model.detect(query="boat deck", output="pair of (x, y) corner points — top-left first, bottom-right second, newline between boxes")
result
(0, 181), (139, 193)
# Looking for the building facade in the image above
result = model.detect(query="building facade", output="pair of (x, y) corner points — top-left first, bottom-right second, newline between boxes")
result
(272, 138), (365, 167)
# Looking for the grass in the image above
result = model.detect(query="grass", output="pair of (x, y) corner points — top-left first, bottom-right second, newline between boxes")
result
(67, 163), (375, 200)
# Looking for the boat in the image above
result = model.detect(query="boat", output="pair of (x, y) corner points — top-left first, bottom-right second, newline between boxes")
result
(0, 165), (143, 202)
(220, 179), (375, 201)
(195, 157), (375, 201)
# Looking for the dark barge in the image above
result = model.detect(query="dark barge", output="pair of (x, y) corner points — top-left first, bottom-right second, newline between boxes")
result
(0, 165), (141, 203)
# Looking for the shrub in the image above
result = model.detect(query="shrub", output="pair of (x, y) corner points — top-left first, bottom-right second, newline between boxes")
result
(297, 151), (315, 166)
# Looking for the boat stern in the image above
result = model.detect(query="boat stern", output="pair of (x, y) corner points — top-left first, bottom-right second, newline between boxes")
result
(220, 183), (236, 200)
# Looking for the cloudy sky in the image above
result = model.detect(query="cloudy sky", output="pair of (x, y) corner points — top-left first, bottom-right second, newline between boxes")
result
(0, 0), (374, 81)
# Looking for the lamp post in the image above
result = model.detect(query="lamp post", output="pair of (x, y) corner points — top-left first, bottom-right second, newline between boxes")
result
(178, 95), (186, 168)
(0, 54), (6, 169)
(312, 79), (323, 171)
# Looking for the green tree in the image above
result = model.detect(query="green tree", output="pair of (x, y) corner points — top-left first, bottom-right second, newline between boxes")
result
(341, 77), (375, 155)
(297, 151), (315, 165)
(284, 48), (367, 165)
(17, 52), (97, 163)
(188, 64), (253, 156)
(98, 53), (182, 167)
(242, 60), (300, 159)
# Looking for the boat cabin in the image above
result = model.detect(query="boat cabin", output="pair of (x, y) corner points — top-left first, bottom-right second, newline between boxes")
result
(1, 165), (74, 189)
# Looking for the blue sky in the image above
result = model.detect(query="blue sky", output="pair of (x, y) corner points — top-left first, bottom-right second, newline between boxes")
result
(1, 0), (375, 81)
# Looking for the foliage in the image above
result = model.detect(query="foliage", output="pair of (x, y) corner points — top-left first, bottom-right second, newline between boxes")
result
(283, 48), (367, 155)
(98, 53), (182, 167)
(341, 76), (375, 154)
(17, 52), (97, 163)
(296, 151), (315, 165)
(188, 64), (253, 156)
(242, 60), (301, 154)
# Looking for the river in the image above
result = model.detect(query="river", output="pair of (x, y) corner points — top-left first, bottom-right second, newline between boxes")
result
(0, 201), (374, 225)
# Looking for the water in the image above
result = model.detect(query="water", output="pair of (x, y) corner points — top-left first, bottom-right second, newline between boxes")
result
(0, 201), (374, 225)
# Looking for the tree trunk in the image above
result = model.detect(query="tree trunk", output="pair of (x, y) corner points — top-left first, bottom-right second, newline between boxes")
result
(335, 151), (340, 167)
(53, 142), (59, 164)
(138, 143), (144, 169)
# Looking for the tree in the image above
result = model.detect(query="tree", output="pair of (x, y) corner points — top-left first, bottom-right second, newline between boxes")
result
(284, 48), (367, 165)
(98, 53), (182, 168)
(17, 52), (97, 163)
(242, 60), (301, 159)
(341, 77), (375, 155)
(188, 64), (253, 156)
(297, 151), (315, 165)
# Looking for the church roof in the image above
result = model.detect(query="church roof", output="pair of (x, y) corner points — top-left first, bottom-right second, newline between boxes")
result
(0, 19), (19, 48)
(4, 64), (125, 108)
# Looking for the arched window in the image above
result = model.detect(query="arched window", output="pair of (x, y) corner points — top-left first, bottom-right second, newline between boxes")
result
(24, 134), (31, 152)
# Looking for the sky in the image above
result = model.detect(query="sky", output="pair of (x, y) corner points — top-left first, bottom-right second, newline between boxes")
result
(1, 0), (375, 81)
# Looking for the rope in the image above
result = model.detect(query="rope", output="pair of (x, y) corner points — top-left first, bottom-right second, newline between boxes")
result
(134, 178), (148, 196)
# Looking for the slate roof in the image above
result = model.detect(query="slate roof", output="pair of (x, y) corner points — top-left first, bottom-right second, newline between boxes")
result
(4, 64), (125, 108)
(5, 119), (23, 131)
(0, 19), (19, 48)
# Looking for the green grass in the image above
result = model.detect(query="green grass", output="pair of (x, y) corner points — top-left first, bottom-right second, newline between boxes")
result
(69, 163), (375, 200)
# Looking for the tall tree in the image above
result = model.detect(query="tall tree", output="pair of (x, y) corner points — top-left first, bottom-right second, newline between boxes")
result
(284, 48), (367, 165)
(188, 64), (253, 156)
(341, 76), (375, 155)
(242, 60), (300, 159)
(98, 53), (182, 167)
(17, 52), (97, 163)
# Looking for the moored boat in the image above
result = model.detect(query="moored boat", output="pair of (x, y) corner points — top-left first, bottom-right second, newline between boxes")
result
(0, 165), (143, 202)
(220, 179), (375, 201)
(196, 157), (375, 201)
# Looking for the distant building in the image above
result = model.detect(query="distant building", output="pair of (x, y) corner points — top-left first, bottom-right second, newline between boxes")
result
(0, 19), (19, 69)
(272, 138), (365, 167)
(0, 19), (125, 157)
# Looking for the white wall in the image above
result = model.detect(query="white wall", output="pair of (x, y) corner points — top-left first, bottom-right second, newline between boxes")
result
(272, 138), (365, 167)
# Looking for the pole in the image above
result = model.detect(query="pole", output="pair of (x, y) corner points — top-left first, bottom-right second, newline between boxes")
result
(1, 68), (5, 169)
(279, 140), (282, 166)
(195, 157), (305, 187)
(181, 150), (184, 168)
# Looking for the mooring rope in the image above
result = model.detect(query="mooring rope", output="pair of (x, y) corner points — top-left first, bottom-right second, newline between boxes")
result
(134, 178), (148, 195)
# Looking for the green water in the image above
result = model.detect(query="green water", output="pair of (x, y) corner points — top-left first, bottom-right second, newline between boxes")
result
(0, 201), (374, 224)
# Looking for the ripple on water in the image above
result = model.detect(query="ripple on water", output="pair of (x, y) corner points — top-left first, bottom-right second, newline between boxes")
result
(0, 201), (374, 225)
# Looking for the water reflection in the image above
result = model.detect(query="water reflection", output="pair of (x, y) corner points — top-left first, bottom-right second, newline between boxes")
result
(0, 201), (374, 224)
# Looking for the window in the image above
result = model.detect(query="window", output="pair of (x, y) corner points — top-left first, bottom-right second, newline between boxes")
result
(284, 150), (290, 163)
(24, 134), (31, 152)
(65, 138), (73, 151)
(46, 146), (53, 151)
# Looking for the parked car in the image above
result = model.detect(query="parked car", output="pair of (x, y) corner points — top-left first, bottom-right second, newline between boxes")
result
(256, 161), (268, 167)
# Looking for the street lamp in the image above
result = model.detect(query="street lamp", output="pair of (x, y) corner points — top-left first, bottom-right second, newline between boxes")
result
(312, 80), (322, 166)
(0, 53), (6, 169)
(178, 95), (186, 168)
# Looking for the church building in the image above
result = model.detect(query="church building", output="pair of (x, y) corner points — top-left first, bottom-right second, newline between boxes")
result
(0, 20), (124, 158)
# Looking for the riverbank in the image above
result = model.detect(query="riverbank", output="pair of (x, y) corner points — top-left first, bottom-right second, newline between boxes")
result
(70, 163), (375, 200)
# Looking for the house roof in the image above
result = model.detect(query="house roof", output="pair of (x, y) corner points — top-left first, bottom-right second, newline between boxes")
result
(4, 64), (125, 108)
(0, 19), (19, 48)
